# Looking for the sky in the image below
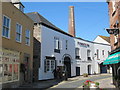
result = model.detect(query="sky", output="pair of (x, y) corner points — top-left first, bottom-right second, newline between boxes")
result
(23, 2), (110, 41)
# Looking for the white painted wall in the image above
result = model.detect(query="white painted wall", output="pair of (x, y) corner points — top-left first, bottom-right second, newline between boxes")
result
(93, 43), (111, 74)
(37, 24), (111, 80)
(74, 38), (94, 75)
(39, 25), (75, 80)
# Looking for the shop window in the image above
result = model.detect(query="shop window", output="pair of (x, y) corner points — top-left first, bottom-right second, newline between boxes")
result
(13, 64), (19, 80)
(3, 64), (12, 82)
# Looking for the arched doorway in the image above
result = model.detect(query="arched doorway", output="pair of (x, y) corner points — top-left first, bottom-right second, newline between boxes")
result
(88, 65), (91, 75)
(64, 57), (71, 78)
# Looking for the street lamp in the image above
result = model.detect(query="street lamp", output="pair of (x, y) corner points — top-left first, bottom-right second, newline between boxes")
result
(106, 28), (119, 35)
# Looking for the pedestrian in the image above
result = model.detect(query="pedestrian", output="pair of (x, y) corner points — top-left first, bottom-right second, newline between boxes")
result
(52, 68), (57, 79)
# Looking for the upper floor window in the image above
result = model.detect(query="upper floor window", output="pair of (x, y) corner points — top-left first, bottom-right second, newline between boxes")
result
(54, 37), (60, 53)
(25, 30), (30, 46)
(114, 35), (118, 45)
(87, 49), (91, 60)
(19, 5), (24, 12)
(102, 50), (104, 56)
(75, 48), (80, 59)
(66, 40), (68, 50)
(2, 15), (10, 38)
(16, 23), (22, 42)
(112, 1), (115, 12)
(97, 49), (99, 60)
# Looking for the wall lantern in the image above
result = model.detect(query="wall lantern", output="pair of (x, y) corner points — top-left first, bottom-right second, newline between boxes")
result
(106, 28), (119, 35)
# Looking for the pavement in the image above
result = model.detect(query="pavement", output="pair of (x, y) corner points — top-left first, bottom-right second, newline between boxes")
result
(18, 73), (117, 89)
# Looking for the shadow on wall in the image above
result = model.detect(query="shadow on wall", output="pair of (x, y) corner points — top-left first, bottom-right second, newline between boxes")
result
(33, 37), (41, 82)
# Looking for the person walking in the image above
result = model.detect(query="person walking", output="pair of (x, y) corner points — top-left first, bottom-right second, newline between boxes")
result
(52, 68), (57, 79)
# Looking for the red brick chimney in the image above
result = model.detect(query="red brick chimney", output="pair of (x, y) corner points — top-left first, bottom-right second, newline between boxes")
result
(69, 6), (75, 37)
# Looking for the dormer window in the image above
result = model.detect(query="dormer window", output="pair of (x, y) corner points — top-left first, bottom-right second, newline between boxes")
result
(19, 5), (24, 12)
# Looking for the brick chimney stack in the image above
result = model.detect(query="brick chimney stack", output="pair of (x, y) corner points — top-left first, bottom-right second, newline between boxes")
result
(69, 6), (75, 37)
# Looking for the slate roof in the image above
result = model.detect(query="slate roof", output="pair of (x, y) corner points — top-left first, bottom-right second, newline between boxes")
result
(99, 35), (110, 43)
(26, 12), (72, 37)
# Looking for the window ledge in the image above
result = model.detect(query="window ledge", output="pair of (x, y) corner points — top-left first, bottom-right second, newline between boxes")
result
(54, 49), (60, 53)
(16, 40), (22, 44)
(2, 36), (10, 40)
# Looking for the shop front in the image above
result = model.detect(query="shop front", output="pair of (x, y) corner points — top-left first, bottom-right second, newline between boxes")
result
(0, 48), (20, 88)
(103, 51), (120, 88)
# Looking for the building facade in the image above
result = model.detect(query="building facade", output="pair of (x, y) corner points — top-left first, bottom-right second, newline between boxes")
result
(1, 2), (33, 88)
(94, 35), (112, 74)
(103, 0), (120, 88)
(27, 11), (111, 81)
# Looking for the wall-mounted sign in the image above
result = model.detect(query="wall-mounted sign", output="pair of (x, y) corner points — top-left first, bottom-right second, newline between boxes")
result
(77, 42), (89, 48)
(0, 48), (20, 63)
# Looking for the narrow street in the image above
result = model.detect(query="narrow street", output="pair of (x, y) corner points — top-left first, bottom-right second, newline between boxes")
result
(49, 74), (115, 89)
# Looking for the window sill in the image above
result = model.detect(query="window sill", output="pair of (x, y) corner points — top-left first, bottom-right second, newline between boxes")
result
(2, 36), (10, 40)
(54, 49), (60, 53)
(16, 40), (21, 44)
(25, 44), (30, 46)
(75, 56), (81, 60)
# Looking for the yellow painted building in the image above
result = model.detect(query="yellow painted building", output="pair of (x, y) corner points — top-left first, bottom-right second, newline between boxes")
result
(1, 2), (34, 88)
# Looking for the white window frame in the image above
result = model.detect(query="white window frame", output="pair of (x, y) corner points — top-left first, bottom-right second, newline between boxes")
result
(2, 15), (11, 39)
(54, 37), (60, 50)
(19, 5), (24, 12)
(87, 49), (91, 57)
(45, 59), (55, 72)
(75, 48), (80, 57)
(25, 30), (30, 46)
(16, 23), (22, 43)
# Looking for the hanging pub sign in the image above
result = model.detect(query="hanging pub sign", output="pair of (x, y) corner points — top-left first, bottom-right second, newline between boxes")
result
(77, 42), (90, 48)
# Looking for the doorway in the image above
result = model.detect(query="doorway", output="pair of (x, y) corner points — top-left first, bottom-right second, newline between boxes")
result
(76, 67), (80, 76)
(64, 57), (71, 78)
(88, 65), (91, 75)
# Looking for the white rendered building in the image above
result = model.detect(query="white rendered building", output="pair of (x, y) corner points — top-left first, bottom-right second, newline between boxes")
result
(27, 12), (111, 80)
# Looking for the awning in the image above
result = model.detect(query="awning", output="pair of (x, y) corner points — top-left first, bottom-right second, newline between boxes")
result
(103, 52), (120, 65)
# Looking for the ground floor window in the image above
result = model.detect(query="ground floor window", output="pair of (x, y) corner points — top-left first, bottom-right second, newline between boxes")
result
(0, 48), (20, 83)
(45, 60), (55, 72)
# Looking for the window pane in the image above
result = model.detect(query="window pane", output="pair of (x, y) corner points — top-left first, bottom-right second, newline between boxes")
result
(3, 64), (12, 82)
(2, 16), (10, 38)
(6, 18), (10, 27)
(51, 61), (55, 71)
(2, 27), (5, 36)
(13, 64), (19, 80)
(3, 16), (6, 26)
(5, 28), (9, 38)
